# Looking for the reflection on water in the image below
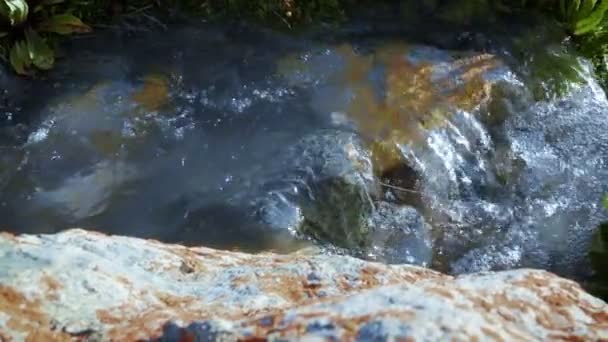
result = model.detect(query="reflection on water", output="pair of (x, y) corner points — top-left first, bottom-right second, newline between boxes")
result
(0, 18), (607, 280)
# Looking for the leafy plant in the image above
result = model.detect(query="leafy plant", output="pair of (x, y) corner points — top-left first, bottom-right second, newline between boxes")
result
(0, 0), (90, 75)
(559, 0), (608, 35)
(557, 1), (608, 91)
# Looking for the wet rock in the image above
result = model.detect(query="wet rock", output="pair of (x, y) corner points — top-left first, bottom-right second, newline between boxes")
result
(252, 192), (304, 235)
(247, 131), (431, 264)
(174, 202), (308, 253)
(299, 176), (375, 249)
(182, 129), (431, 263)
(366, 202), (432, 266)
(278, 44), (508, 175)
(0, 229), (606, 341)
(283, 130), (378, 249)
(377, 161), (422, 207)
(155, 321), (236, 342)
(516, 44), (589, 101)
(175, 129), (378, 252)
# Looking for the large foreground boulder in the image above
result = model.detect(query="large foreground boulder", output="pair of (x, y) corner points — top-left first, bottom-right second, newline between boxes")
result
(0, 229), (606, 341)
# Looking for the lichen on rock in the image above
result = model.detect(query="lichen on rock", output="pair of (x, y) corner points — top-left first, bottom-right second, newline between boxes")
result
(0, 229), (606, 341)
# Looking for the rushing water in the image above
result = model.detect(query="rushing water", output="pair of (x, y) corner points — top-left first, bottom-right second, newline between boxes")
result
(1, 14), (607, 280)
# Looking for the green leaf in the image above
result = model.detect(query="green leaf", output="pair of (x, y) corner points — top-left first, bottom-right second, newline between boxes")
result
(577, 0), (598, 20)
(602, 193), (608, 209)
(9, 40), (31, 75)
(38, 14), (91, 35)
(24, 28), (54, 70)
(574, 1), (608, 35)
(0, 0), (29, 26)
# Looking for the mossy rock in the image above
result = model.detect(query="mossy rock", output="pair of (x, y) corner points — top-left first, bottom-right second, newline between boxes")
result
(287, 130), (378, 250)
(576, 33), (608, 92)
(300, 176), (375, 250)
(513, 41), (588, 101)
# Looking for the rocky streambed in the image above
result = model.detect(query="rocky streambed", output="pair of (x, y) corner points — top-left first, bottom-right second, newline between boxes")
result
(1, 14), (608, 341)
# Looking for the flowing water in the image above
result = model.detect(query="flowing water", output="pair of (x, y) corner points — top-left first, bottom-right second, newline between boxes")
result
(0, 13), (607, 280)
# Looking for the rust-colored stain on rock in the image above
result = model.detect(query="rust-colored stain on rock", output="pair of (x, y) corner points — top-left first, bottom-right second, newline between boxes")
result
(0, 230), (606, 341)
(278, 44), (502, 176)
(0, 286), (71, 341)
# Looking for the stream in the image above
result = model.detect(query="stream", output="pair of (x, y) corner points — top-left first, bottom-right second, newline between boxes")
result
(1, 13), (607, 281)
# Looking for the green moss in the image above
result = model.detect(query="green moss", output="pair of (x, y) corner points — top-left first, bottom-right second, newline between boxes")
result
(526, 47), (588, 101)
(588, 222), (608, 301)
(590, 223), (608, 281)
(300, 177), (374, 250)
(576, 32), (608, 90)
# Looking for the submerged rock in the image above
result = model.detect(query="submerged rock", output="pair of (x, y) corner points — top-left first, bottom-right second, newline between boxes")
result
(250, 130), (379, 250)
(365, 201), (433, 266)
(252, 191), (304, 235)
(31, 160), (138, 220)
(190, 129), (433, 263)
(0, 229), (606, 341)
